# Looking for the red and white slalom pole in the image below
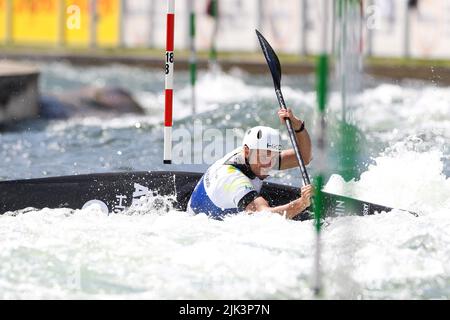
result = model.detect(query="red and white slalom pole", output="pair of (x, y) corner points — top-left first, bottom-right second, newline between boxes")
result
(164, 0), (175, 164)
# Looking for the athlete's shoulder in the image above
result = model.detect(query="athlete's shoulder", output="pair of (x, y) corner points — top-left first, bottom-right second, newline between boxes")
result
(214, 163), (246, 179)
(216, 147), (244, 165)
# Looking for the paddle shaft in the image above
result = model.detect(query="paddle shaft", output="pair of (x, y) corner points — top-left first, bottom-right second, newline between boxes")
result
(275, 88), (311, 186)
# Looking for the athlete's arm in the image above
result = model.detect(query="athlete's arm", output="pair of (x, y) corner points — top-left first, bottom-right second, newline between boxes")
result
(278, 108), (312, 169)
(244, 185), (313, 219)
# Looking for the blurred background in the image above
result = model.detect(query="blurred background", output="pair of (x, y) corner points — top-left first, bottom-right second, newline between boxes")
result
(1, 0), (449, 56)
(1, 0), (450, 125)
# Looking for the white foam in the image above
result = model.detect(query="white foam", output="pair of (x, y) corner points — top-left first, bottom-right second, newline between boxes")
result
(324, 141), (450, 215)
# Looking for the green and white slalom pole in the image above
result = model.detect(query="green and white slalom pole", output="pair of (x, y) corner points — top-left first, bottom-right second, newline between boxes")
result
(208, 0), (218, 68)
(164, 0), (175, 164)
(188, 0), (197, 115)
(334, 0), (363, 297)
(337, 0), (361, 182)
(5, 0), (12, 45)
(90, 0), (97, 49)
(313, 0), (330, 298)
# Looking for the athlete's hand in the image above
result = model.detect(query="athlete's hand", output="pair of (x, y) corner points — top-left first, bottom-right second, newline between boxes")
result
(278, 108), (303, 131)
(298, 184), (314, 210)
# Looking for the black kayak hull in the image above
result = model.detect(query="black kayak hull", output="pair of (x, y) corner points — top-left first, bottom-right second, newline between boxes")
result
(0, 171), (300, 215)
(0, 171), (409, 218)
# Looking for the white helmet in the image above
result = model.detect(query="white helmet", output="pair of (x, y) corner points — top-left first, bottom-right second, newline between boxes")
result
(242, 126), (282, 152)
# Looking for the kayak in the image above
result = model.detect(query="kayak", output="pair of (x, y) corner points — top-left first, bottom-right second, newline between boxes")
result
(0, 171), (415, 219)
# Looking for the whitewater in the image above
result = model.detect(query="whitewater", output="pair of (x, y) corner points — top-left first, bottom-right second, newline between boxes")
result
(0, 63), (448, 299)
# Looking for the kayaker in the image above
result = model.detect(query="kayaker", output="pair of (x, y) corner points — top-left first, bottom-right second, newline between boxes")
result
(187, 108), (313, 219)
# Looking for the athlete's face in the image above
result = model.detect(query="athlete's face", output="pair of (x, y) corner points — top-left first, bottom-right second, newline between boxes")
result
(245, 147), (279, 178)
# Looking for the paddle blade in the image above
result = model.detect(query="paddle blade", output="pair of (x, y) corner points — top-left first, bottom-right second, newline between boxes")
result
(255, 29), (282, 89)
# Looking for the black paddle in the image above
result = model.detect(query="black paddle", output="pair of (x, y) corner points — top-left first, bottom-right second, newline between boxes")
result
(255, 30), (311, 188)
(255, 29), (421, 221)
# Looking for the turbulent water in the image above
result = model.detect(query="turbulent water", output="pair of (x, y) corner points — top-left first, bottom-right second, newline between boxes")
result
(0, 62), (449, 299)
